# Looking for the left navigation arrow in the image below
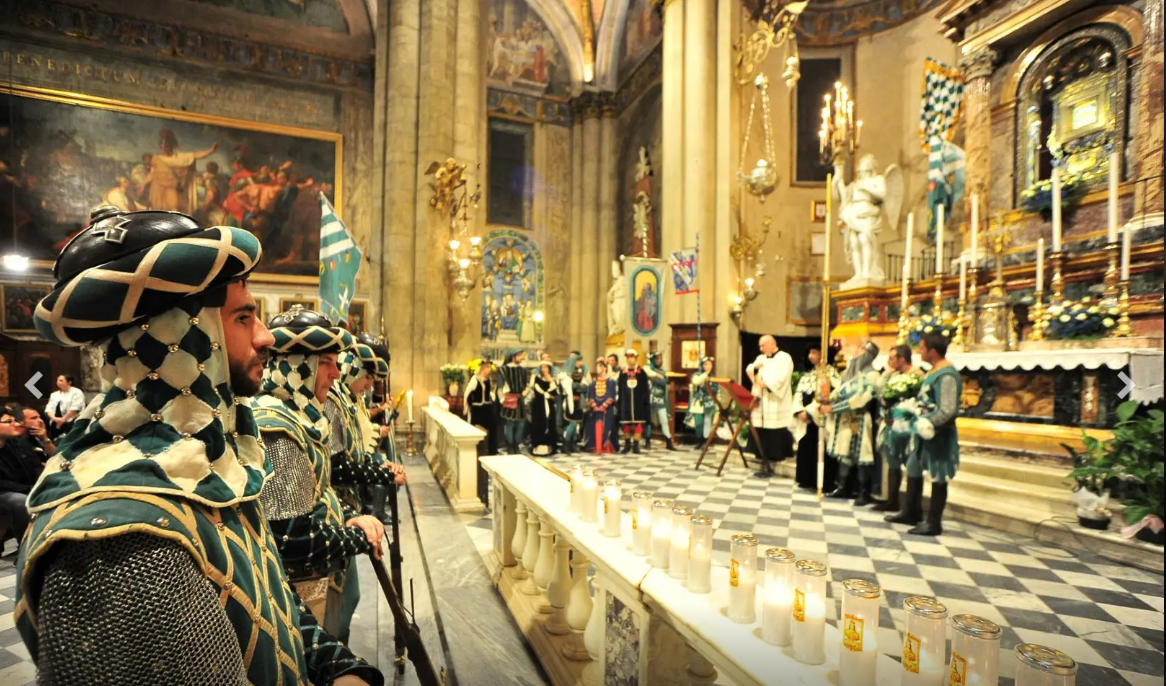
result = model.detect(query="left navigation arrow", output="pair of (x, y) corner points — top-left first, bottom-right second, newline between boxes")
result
(25, 371), (44, 399)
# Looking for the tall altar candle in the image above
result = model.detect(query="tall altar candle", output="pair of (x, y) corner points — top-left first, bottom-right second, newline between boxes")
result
(959, 255), (967, 301)
(1036, 238), (1045, 287)
(935, 204), (945, 276)
(1051, 166), (1063, 252)
(1108, 150), (1120, 243)
(824, 174), (833, 282)
(1121, 223), (1132, 281)
(970, 194), (979, 262)
(905, 212), (914, 269)
(406, 390), (414, 423)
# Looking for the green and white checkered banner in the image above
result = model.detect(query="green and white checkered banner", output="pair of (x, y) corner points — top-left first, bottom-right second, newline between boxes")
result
(920, 58), (966, 241)
(318, 193), (363, 326)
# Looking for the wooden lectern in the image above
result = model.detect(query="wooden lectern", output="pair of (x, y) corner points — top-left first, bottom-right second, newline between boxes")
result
(692, 378), (765, 477)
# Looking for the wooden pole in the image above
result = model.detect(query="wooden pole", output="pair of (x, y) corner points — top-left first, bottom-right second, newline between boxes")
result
(817, 174), (833, 502)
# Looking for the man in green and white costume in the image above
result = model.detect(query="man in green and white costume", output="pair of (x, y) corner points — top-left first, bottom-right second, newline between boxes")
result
(888, 331), (961, 536)
(644, 351), (677, 451)
(17, 205), (381, 685)
(254, 307), (386, 637)
(820, 341), (881, 505)
(323, 339), (406, 641)
(873, 344), (923, 514)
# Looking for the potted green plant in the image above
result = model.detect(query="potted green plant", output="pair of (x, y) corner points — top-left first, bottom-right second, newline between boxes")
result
(1063, 436), (1113, 530)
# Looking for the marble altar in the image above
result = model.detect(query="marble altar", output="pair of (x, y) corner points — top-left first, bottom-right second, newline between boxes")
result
(422, 405), (488, 513)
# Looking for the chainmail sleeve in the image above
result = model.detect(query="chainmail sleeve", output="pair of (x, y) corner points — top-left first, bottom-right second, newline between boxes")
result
(295, 596), (385, 686)
(922, 373), (959, 428)
(36, 533), (247, 686)
(323, 398), (346, 459)
(331, 451), (396, 486)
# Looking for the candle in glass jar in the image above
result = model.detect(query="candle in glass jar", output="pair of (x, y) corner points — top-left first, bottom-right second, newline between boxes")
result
(761, 548), (796, 646)
(935, 204), (946, 276)
(650, 499), (674, 569)
(568, 465), (584, 513)
(602, 480), (622, 537)
(668, 506), (694, 579)
(949, 614), (1001, 686)
(728, 534), (759, 623)
(631, 491), (653, 555)
(840, 580), (881, 686)
(792, 559), (827, 665)
(902, 597), (949, 686)
(687, 515), (713, 593)
(1015, 643), (1078, 686)
(580, 469), (599, 523)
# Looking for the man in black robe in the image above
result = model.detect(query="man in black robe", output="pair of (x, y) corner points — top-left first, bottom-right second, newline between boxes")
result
(617, 349), (650, 454)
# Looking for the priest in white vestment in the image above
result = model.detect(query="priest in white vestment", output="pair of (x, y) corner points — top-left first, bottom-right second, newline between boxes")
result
(746, 335), (795, 478)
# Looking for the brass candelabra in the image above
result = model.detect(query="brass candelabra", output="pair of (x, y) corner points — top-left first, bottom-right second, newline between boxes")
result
(1028, 287), (1046, 341)
(1049, 251), (1066, 303)
(953, 298), (968, 349)
(1103, 241), (1121, 306)
(405, 420), (418, 456)
(965, 266), (980, 350)
(932, 275), (944, 316)
(896, 308), (910, 344)
(1114, 280), (1134, 337)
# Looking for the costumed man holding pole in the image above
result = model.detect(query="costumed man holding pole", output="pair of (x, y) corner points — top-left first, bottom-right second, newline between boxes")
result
(888, 331), (961, 535)
(792, 347), (841, 491)
(499, 350), (531, 454)
(644, 351), (677, 451)
(820, 341), (881, 504)
(618, 349), (651, 454)
(874, 344), (923, 514)
(254, 307), (386, 635)
(17, 206), (381, 685)
(355, 332), (399, 523)
(746, 335), (795, 479)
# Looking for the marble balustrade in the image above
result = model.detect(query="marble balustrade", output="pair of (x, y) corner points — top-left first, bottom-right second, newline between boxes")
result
(421, 406), (487, 513)
(482, 454), (907, 686)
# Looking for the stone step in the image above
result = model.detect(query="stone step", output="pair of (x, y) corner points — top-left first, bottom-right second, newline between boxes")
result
(957, 452), (1074, 492)
(939, 470), (1077, 520)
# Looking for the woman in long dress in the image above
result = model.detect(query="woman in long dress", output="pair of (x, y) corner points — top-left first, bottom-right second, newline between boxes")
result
(585, 359), (617, 454)
(530, 362), (559, 455)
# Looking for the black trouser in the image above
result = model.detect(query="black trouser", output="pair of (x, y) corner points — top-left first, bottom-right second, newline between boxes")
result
(756, 427), (793, 463)
(0, 491), (30, 540)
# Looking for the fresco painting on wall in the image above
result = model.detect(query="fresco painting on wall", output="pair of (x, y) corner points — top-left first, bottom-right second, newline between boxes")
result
(188, 0), (350, 32)
(1, 284), (50, 334)
(619, 0), (662, 81)
(487, 0), (571, 99)
(0, 87), (341, 281)
(630, 265), (662, 337)
(481, 230), (544, 347)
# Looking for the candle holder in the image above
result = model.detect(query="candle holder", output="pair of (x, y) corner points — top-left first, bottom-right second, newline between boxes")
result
(902, 597), (948, 686)
(688, 515), (713, 593)
(967, 266), (980, 343)
(1049, 251), (1066, 303)
(1103, 241), (1121, 306)
(949, 614), (1001, 686)
(405, 420), (418, 456)
(669, 506), (694, 579)
(1028, 288), (1046, 341)
(840, 580), (881, 686)
(1114, 279), (1134, 337)
(897, 307), (911, 345)
(792, 559), (827, 665)
(761, 548), (796, 646)
(1015, 644), (1078, 686)
(953, 297), (968, 349)
(728, 534), (759, 624)
(932, 275), (944, 316)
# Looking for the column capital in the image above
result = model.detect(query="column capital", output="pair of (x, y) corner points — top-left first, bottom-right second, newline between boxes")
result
(571, 91), (616, 120)
(959, 47), (999, 81)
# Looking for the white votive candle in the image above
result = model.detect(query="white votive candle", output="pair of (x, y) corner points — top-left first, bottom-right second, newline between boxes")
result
(580, 469), (599, 523)
(669, 506), (694, 579)
(761, 548), (796, 646)
(902, 597), (949, 686)
(792, 559), (827, 665)
(568, 464), (583, 514)
(840, 579), (881, 686)
(728, 534), (759, 624)
(632, 490), (653, 556)
(687, 515), (713, 593)
(1015, 643), (1078, 686)
(949, 614), (1001, 686)
(602, 479), (622, 537)
(650, 499), (674, 569)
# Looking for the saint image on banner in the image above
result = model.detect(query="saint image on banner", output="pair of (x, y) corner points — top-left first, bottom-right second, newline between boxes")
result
(630, 266), (661, 336)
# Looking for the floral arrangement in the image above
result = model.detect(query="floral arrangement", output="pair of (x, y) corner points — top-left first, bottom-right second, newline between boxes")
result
(791, 371), (803, 390)
(466, 358), (485, 375)
(883, 373), (923, 402)
(909, 312), (955, 348)
(440, 363), (468, 385)
(1042, 298), (1117, 340)
(1019, 170), (1091, 214)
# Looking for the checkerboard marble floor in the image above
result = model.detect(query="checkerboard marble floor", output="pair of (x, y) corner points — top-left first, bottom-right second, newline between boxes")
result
(463, 447), (1164, 686)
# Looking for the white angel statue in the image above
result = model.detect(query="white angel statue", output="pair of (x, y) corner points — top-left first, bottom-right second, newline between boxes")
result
(832, 154), (904, 288)
(607, 259), (627, 336)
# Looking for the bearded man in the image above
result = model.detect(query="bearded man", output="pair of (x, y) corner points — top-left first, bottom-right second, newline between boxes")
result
(18, 205), (381, 685)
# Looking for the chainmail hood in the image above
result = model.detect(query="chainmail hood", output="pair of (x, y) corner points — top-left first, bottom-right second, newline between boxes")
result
(843, 341), (880, 383)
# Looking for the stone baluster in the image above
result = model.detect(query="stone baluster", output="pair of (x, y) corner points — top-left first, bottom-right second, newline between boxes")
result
(511, 500), (529, 580)
(521, 507), (541, 594)
(545, 534), (572, 634)
(578, 575), (605, 686)
(687, 647), (717, 685)
(534, 517), (555, 613)
(561, 549), (593, 661)
(498, 485), (517, 567)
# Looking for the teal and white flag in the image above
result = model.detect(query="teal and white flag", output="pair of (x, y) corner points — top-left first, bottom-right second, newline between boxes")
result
(317, 193), (362, 326)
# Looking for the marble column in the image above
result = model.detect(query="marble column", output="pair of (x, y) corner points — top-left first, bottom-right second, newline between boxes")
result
(534, 518), (556, 613)
(683, 0), (715, 325)
(449, 0), (482, 361)
(1135, 0), (1164, 217)
(569, 119), (585, 347)
(959, 48), (997, 237)
(562, 549), (593, 660)
(660, 0), (685, 328)
(511, 500), (530, 580)
(521, 506), (541, 593)
(597, 94), (618, 355)
(579, 94), (602, 362)
(545, 535), (572, 635)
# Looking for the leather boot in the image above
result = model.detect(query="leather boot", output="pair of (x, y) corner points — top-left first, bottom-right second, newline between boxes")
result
(826, 463), (853, 498)
(753, 460), (773, 479)
(644, 435), (652, 450)
(887, 476), (923, 525)
(853, 466), (874, 507)
(872, 469), (902, 512)
(632, 440), (641, 454)
(666, 436), (677, 451)
(621, 439), (633, 454)
(909, 482), (948, 536)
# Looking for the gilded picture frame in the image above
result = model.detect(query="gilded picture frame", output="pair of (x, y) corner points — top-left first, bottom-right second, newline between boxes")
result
(0, 84), (342, 285)
(1, 284), (51, 334)
(278, 297), (319, 315)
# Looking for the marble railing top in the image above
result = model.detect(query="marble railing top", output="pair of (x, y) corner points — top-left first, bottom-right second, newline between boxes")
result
(422, 405), (486, 440)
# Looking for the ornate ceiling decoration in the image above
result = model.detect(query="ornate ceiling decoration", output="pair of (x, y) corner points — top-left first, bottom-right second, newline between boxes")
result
(793, 0), (950, 46)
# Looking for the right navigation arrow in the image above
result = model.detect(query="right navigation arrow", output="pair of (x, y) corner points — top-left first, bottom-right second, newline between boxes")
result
(1118, 371), (1135, 399)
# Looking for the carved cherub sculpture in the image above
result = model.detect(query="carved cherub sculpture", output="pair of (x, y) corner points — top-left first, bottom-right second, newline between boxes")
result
(833, 154), (903, 288)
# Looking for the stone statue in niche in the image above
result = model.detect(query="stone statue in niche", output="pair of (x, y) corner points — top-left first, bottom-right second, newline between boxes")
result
(608, 260), (627, 336)
(832, 154), (903, 289)
(630, 146), (657, 258)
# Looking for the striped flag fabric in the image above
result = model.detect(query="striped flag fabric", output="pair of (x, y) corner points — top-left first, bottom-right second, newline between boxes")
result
(317, 193), (363, 326)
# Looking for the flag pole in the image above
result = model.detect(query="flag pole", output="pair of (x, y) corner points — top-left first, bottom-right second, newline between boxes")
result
(817, 174), (833, 502)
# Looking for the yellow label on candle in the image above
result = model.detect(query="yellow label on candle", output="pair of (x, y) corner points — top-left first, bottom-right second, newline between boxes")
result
(631, 509), (638, 530)
(903, 633), (921, 674)
(948, 652), (966, 686)
(603, 499), (609, 514)
(794, 589), (806, 622)
(570, 481), (575, 494)
(730, 559), (740, 587)
(843, 613), (864, 652)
